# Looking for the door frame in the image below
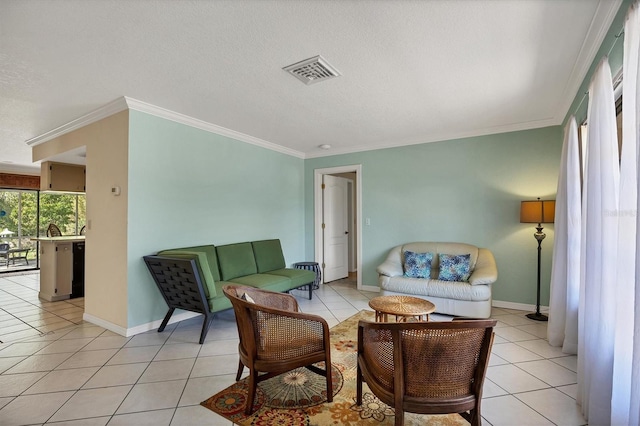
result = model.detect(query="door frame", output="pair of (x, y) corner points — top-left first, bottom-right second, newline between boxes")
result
(314, 165), (362, 289)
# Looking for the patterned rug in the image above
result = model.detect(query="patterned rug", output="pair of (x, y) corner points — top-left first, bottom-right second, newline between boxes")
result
(201, 310), (468, 425)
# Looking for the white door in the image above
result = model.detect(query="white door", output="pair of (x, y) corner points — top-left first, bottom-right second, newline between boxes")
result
(323, 175), (349, 282)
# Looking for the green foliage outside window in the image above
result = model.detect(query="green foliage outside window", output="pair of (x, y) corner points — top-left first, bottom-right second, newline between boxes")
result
(0, 190), (86, 258)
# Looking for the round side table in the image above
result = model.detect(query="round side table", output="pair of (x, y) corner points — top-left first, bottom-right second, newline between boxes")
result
(293, 261), (321, 290)
(368, 295), (436, 322)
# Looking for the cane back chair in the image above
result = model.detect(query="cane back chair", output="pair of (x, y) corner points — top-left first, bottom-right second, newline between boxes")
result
(46, 223), (62, 237)
(356, 318), (496, 426)
(223, 285), (333, 415)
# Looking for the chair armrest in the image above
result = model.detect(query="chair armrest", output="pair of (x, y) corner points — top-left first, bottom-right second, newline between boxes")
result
(468, 248), (498, 285)
(243, 287), (299, 312)
(254, 305), (330, 356)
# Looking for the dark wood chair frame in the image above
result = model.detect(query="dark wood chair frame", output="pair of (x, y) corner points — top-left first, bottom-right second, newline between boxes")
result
(223, 284), (333, 415)
(356, 318), (496, 426)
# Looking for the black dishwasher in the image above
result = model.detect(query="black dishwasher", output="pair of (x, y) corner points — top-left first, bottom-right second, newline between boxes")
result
(72, 241), (85, 298)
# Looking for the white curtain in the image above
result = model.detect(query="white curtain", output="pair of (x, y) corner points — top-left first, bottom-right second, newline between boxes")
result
(612, 4), (640, 425)
(577, 57), (620, 425)
(547, 117), (580, 354)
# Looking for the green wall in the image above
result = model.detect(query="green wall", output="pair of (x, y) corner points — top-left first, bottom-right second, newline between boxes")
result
(126, 111), (306, 328)
(304, 126), (563, 306)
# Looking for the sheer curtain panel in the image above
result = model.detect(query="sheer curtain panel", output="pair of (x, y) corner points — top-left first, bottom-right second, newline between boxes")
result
(612, 4), (640, 424)
(547, 117), (580, 354)
(578, 58), (619, 425)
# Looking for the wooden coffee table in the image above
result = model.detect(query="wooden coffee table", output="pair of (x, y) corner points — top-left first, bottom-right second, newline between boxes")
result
(369, 295), (436, 322)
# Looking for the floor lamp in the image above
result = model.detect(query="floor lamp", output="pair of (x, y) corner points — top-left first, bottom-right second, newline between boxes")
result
(520, 198), (555, 321)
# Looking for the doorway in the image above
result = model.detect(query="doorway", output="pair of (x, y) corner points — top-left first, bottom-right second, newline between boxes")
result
(314, 165), (362, 289)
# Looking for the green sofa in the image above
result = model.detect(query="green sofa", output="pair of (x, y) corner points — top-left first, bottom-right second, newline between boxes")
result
(143, 239), (316, 343)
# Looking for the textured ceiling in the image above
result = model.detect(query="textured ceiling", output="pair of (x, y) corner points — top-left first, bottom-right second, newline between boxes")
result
(0, 0), (622, 173)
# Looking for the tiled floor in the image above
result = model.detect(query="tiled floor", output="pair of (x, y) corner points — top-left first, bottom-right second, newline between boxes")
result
(0, 272), (585, 425)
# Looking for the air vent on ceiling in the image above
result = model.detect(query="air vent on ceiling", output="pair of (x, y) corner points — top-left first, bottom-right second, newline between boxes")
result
(283, 55), (341, 85)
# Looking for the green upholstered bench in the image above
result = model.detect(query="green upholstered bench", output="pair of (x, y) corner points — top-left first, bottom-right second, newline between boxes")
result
(143, 239), (315, 343)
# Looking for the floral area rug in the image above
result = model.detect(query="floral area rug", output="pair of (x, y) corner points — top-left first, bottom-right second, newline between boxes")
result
(200, 310), (468, 425)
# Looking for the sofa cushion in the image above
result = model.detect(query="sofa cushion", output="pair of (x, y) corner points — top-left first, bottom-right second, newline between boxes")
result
(156, 249), (217, 298)
(175, 244), (221, 281)
(217, 243), (258, 281)
(252, 239), (286, 273)
(438, 253), (472, 282)
(403, 250), (433, 278)
(229, 273), (292, 293)
(266, 268), (315, 288)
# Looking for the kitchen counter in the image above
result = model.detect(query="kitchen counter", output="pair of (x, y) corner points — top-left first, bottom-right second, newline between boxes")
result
(34, 236), (85, 301)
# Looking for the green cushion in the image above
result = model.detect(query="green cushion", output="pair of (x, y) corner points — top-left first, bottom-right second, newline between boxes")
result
(266, 268), (315, 288)
(207, 281), (235, 312)
(252, 239), (286, 273)
(175, 245), (221, 281)
(156, 250), (217, 298)
(216, 243), (258, 280)
(229, 273), (291, 290)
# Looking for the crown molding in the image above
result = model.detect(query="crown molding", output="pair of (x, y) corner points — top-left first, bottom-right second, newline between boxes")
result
(304, 116), (559, 159)
(26, 97), (129, 146)
(124, 97), (305, 159)
(26, 96), (306, 159)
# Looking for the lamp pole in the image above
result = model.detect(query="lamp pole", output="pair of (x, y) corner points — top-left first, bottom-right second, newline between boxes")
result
(527, 224), (548, 321)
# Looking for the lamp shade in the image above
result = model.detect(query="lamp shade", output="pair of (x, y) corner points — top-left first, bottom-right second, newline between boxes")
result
(520, 199), (555, 224)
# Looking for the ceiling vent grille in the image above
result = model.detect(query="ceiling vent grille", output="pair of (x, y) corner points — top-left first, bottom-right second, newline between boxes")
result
(283, 55), (341, 85)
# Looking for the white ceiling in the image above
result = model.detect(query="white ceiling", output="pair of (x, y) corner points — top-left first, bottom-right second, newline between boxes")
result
(0, 0), (622, 174)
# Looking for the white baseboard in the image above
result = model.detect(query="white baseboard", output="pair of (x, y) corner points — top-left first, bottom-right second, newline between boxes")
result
(83, 311), (202, 337)
(360, 284), (380, 293)
(492, 300), (548, 312)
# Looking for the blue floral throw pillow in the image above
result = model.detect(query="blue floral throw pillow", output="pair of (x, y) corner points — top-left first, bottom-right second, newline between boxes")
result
(438, 253), (472, 282)
(403, 251), (433, 278)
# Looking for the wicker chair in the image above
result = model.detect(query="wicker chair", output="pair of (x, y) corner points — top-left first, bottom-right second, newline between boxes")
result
(46, 223), (62, 237)
(223, 285), (333, 415)
(356, 318), (497, 426)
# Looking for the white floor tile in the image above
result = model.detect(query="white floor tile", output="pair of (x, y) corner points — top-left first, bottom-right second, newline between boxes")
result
(551, 355), (578, 373)
(190, 354), (239, 378)
(82, 362), (148, 388)
(494, 326), (539, 342)
(106, 345), (162, 365)
(116, 379), (186, 414)
(108, 408), (175, 426)
(486, 364), (550, 394)
(178, 374), (237, 406)
(491, 342), (543, 363)
(5, 352), (73, 374)
(23, 366), (99, 394)
(49, 385), (132, 422)
(482, 395), (554, 426)
(515, 360), (577, 387)
(0, 391), (74, 426)
(153, 342), (201, 361)
(515, 388), (586, 426)
(516, 339), (567, 359)
(139, 358), (196, 383)
(55, 348), (119, 370)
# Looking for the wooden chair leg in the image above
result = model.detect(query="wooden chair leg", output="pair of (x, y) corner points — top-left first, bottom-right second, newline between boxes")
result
(394, 408), (404, 426)
(236, 360), (244, 381)
(325, 362), (333, 402)
(158, 308), (175, 332)
(356, 363), (363, 405)
(245, 370), (258, 415)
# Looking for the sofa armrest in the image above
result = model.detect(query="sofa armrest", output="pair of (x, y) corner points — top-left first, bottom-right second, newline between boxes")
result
(376, 245), (404, 277)
(468, 248), (498, 285)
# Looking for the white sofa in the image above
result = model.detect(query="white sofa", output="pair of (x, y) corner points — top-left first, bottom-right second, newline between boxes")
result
(377, 242), (498, 318)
